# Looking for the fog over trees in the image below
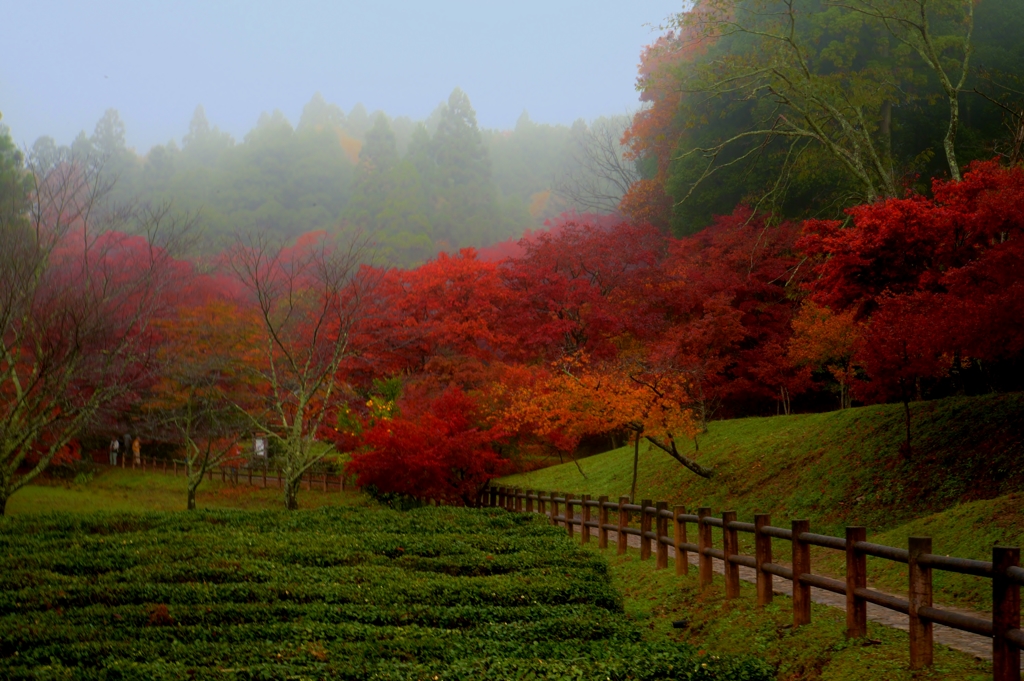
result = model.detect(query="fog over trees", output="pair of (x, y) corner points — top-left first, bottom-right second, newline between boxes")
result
(2, 0), (1024, 517)
(18, 89), (636, 265)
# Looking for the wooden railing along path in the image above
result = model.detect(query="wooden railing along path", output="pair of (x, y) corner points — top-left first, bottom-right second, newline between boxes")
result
(482, 486), (1024, 681)
(98, 455), (352, 492)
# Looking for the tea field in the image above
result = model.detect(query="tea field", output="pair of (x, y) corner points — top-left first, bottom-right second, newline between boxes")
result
(0, 507), (772, 680)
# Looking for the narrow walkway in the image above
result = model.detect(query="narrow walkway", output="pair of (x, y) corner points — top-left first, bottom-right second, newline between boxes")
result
(581, 524), (1010, 665)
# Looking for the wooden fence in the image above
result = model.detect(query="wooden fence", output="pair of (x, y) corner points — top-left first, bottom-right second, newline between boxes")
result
(100, 455), (353, 492)
(482, 486), (1024, 681)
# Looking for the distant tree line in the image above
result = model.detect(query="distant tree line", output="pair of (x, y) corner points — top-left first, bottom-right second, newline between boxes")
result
(23, 90), (636, 265)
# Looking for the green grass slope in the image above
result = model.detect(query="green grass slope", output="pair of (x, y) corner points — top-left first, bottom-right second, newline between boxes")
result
(501, 392), (1024, 535)
(6, 466), (363, 515)
(501, 393), (1024, 612)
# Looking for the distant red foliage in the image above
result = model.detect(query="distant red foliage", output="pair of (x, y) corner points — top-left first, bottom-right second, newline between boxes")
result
(345, 387), (506, 505)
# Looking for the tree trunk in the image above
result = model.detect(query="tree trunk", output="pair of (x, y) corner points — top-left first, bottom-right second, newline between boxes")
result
(285, 477), (301, 510)
(645, 436), (715, 479)
(187, 486), (196, 511)
(903, 397), (912, 456)
(951, 349), (964, 395)
(630, 430), (640, 504)
(881, 100), (892, 156)
(943, 93), (962, 182)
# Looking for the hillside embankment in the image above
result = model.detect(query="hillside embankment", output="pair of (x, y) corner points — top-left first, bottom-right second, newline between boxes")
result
(500, 392), (1024, 613)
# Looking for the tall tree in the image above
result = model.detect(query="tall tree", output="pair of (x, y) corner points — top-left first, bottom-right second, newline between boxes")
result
(91, 108), (128, 158)
(432, 88), (491, 187)
(839, 0), (975, 181)
(555, 116), (639, 214)
(229, 231), (378, 510)
(146, 295), (252, 510)
(0, 146), (194, 514)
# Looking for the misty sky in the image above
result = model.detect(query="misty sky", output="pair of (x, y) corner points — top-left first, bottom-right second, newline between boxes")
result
(2, 0), (681, 152)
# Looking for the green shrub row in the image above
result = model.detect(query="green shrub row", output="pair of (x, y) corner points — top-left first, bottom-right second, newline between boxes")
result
(0, 507), (773, 680)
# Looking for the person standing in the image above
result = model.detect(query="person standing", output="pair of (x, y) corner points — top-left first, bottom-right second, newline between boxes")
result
(132, 438), (141, 468)
(109, 438), (119, 466)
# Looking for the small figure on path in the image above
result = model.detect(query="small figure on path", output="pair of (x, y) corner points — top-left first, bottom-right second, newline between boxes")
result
(132, 438), (141, 467)
(109, 438), (119, 466)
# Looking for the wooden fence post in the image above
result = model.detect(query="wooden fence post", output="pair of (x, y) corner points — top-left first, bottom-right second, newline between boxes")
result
(538, 490), (546, 515)
(515, 488), (523, 512)
(655, 502), (668, 569)
(908, 536), (933, 669)
(845, 527), (867, 638)
(754, 513), (772, 607)
(674, 506), (688, 576)
(565, 493), (573, 536)
(262, 469), (267, 488)
(566, 493), (575, 537)
(549, 491), (559, 526)
(617, 496), (629, 555)
(598, 496), (609, 549)
(581, 494), (591, 544)
(639, 499), (651, 559)
(993, 546), (1021, 681)
(526, 489), (534, 513)
(792, 519), (811, 628)
(723, 510), (740, 599)
(698, 507), (713, 589)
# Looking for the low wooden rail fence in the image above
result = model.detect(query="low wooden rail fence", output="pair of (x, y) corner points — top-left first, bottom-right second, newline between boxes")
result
(100, 455), (353, 492)
(482, 485), (1023, 681)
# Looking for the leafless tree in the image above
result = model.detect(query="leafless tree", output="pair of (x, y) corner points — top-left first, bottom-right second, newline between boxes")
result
(229, 231), (379, 510)
(0, 149), (195, 514)
(555, 116), (639, 214)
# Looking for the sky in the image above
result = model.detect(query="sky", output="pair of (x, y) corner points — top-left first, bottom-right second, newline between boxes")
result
(1, 0), (681, 152)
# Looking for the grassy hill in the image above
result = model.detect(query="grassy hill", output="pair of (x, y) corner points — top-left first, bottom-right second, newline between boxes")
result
(500, 393), (1024, 612)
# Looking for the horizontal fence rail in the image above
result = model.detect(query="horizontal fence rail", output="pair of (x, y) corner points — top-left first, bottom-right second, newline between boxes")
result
(483, 485), (1023, 681)
(95, 454), (354, 493)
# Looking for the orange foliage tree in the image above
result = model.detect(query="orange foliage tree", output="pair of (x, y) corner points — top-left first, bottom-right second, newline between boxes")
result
(145, 292), (256, 509)
(788, 301), (861, 410)
(503, 353), (709, 502)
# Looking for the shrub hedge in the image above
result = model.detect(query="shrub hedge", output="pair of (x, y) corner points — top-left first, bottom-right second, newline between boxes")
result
(1, 507), (773, 680)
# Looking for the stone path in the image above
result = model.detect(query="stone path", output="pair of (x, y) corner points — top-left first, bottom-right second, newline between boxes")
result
(575, 523), (1014, 666)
